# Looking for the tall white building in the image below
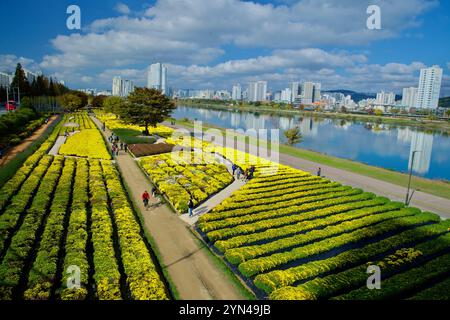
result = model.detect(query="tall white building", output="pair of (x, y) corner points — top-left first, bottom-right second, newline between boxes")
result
(147, 63), (167, 94)
(0, 72), (12, 87)
(376, 91), (395, 105)
(402, 87), (418, 108)
(301, 82), (321, 104)
(112, 76), (135, 97)
(248, 81), (267, 102)
(289, 82), (301, 103)
(232, 84), (242, 100)
(415, 65), (443, 109)
(280, 88), (292, 103)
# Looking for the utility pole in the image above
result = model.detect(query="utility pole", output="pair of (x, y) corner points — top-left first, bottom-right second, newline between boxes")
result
(405, 150), (421, 206)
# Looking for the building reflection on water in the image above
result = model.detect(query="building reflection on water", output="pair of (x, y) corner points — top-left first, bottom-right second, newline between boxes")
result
(398, 128), (434, 175)
(176, 106), (439, 178)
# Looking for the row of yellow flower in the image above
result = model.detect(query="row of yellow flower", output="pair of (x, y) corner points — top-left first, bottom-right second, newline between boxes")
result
(59, 129), (111, 160)
(140, 152), (233, 212)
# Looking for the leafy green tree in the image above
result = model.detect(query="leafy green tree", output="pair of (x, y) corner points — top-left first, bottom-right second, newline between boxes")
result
(118, 87), (176, 135)
(58, 93), (83, 112)
(92, 95), (107, 109)
(284, 126), (303, 145)
(103, 96), (125, 117)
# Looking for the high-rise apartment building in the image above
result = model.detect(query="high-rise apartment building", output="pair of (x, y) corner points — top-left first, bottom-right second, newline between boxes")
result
(289, 82), (301, 103)
(112, 76), (135, 97)
(415, 65), (443, 109)
(376, 91), (395, 105)
(232, 84), (242, 100)
(301, 82), (321, 104)
(0, 72), (12, 87)
(247, 81), (267, 102)
(402, 87), (418, 108)
(147, 63), (167, 94)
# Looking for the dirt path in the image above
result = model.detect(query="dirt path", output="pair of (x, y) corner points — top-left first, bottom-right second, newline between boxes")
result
(167, 123), (450, 219)
(91, 116), (246, 300)
(0, 115), (58, 167)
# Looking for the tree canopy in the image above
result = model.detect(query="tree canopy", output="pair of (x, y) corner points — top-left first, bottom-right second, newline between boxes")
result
(58, 93), (83, 112)
(117, 87), (176, 134)
(284, 126), (303, 145)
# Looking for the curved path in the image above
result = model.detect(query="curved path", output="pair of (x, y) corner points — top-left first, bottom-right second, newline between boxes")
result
(166, 122), (450, 219)
(90, 115), (246, 300)
(0, 115), (58, 167)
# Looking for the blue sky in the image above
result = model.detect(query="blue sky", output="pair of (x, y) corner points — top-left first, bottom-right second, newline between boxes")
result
(1, 0), (449, 95)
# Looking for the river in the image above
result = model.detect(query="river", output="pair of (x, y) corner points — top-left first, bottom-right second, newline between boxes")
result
(173, 105), (450, 181)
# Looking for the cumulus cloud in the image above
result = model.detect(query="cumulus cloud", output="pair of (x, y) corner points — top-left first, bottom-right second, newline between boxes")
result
(0, 54), (41, 73)
(28, 0), (447, 94)
(114, 3), (131, 15)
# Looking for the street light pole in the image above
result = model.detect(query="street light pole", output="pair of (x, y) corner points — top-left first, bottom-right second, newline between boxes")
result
(405, 150), (421, 206)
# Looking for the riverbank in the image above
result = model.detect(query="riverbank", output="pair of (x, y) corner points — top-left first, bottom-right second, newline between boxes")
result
(176, 101), (450, 134)
(171, 118), (450, 202)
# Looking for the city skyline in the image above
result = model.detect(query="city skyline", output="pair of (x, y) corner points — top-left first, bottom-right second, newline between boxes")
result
(0, 1), (449, 95)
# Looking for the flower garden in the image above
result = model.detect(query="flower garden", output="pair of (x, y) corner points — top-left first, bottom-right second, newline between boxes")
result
(197, 164), (450, 300)
(2, 108), (449, 301)
(140, 152), (233, 212)
(0, 112), (168, 300)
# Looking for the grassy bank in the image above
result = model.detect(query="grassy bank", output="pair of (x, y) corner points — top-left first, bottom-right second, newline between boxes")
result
(177, 101), (450, 134)
(173, 119), (450, 201)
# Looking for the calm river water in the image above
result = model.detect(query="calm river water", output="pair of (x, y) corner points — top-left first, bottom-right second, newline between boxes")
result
(173, 105), (450, 181)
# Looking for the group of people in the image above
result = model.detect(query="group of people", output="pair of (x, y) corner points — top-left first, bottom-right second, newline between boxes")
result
(108, 133), (127, 157)
(231, 164), (255, 181)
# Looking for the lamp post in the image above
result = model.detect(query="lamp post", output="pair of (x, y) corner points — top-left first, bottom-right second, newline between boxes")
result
(405, 150), (421, 206)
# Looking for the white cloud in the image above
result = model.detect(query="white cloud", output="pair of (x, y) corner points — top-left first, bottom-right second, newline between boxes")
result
(0, 54), (41, 73)
(27, 0), (447, 95)
(114, 3), (131, 15)
(447, 62), (450, 71)
(40, 0), (436, 72)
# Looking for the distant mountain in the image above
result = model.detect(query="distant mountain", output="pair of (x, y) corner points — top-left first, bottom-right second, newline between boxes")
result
(323, 90), (377, 103)
(439, 97), (450, 108)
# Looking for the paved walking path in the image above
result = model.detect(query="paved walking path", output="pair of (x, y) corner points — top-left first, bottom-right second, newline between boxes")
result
(180, 153), (247, 225)
(165, 123), (450, 219)
(48, 131), (80, 156)
(91, 115), (246, 300)
(0, 115), (58, 167)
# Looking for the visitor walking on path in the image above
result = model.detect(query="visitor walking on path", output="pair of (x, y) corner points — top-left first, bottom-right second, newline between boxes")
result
(236, 167), (243, 180)
(124, 143), (128, 152)
(142, 190), (150, 210)
(232, 163), (237, 176)
(188, 198), (194, 217)
(102, 122), (106, 131)
(317, 167), (322, 177)
(120, 142), (124, 150)
(111, 145), (117, 157)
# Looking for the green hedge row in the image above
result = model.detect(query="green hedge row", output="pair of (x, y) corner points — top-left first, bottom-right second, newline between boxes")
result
(24, 158), (75, 299)
(255, 220), (450, 294)
(239, 212), (440, 278)
(0, 156), (64, 299)
(214, 199), (396, 251)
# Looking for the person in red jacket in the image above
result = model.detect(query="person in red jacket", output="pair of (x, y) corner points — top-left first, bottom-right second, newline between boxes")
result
(142, 190), (150, 209)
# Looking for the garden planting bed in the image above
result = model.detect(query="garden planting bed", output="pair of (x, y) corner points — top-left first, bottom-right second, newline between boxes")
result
(195, 164), (450, 300)
(0, 112), (169, 300)
(139, 151), (234, 213)
(128, 143), (176, 158)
